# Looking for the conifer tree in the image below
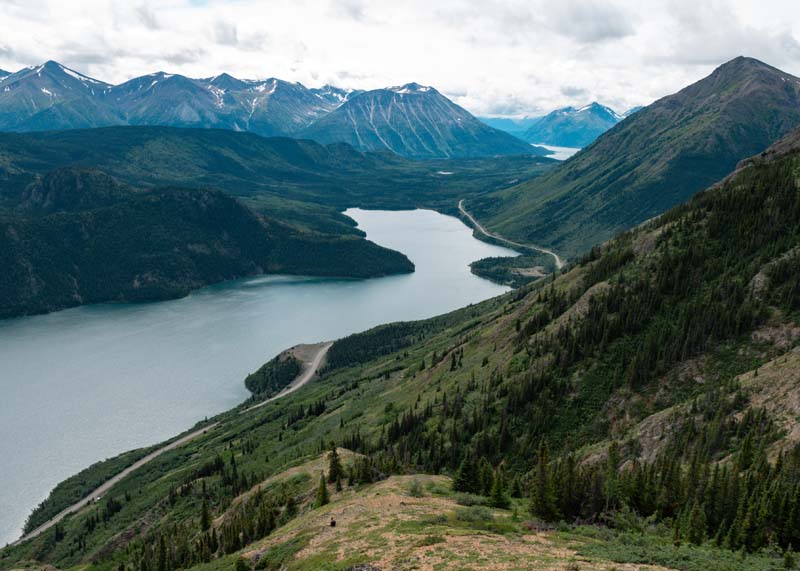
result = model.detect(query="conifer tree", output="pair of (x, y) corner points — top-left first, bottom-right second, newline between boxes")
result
(529, 441), (559, 521)
(479, 457), (494, 496)
(453, 457), (479, 494)
(315, 472), (330, 507)
(489, 470), (511, 509)
(688, 501), (706, 545)
(200, 499), (210, 531)
(328, 443), (344, 483)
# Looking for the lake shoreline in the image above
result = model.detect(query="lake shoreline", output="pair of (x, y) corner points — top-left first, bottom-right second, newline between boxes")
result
(0, 208), (519, 545)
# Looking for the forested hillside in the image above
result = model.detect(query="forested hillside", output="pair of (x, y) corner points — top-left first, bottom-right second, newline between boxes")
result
(4, 125), (800, 570)
(0, 168), (413, 318)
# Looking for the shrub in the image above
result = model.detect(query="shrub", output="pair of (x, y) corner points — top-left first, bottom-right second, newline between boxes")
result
(455, 506), (494, 523)
(454, 493), (487, 506)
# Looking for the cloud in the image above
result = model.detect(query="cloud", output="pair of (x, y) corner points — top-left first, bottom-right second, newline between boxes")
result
(546, 0), (636, 43)
(560, 85), (588, 98)
(135, 4), (159, 29)
(214, 20), (238, 46)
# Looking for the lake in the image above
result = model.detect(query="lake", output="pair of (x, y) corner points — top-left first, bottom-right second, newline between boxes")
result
(0, 208), (518, 545)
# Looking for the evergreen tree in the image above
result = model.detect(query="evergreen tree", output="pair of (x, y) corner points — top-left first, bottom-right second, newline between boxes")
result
(453, 457), (480, 494)
(489, 470), (511, 509)
(315, 472), (330, 507)
(200, 499), (210, 531)
(327, 443), (344, 483)
(688, 501), (706, 545)
(605, 441), (621, 510)
(529, 441), (559, 521)
(479, 457), (494, 496)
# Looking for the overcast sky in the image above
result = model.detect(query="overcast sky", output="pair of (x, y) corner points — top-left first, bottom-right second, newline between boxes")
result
(1, 0), (799, 117)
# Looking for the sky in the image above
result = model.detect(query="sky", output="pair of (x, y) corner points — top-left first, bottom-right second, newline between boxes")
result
(1, 0), (799, 117)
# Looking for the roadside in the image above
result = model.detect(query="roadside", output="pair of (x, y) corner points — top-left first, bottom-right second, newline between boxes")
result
(458, 199), (565, 270)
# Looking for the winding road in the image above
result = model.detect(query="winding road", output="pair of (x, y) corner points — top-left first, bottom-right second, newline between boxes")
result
(12, 422), (219, 546)
(458, 199), (565, 270)
(12, 341), (334, 547)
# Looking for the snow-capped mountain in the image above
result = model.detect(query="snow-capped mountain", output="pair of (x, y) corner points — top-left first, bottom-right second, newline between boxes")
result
(0, 61), (120, 130)
(0, 62), (540, 159)
(520, 102), (624, 147)
(299, 83), (541, 158)
(0, 62), (350, 136)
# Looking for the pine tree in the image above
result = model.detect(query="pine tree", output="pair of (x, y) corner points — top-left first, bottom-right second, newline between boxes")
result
(200, 499), (210, 531)
(688, 501), (706, 545)
(605, 441), (621, 510)
(315, 472), (330, 507)
(489, 470), (511, 509)
(453, 457), (479, 494)
(529, 441), (559, 521)
(479, 457), (494, 496)
(328, 443), (344, 483)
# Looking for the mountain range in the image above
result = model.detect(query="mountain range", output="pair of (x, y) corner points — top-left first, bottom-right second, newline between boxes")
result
(0, 62), (539, 159)
(469, 56), (800, 257)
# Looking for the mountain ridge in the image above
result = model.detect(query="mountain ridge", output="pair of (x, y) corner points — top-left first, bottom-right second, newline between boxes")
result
(470, 56), (800, 258)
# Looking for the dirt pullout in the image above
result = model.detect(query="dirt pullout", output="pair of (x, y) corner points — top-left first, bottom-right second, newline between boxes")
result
(244, 475), (673, 571)
(244, 341), (332, 413)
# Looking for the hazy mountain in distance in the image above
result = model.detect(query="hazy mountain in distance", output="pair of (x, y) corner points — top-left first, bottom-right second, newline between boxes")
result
(521, 102), (623, 147)
(478, 116), (541, 138)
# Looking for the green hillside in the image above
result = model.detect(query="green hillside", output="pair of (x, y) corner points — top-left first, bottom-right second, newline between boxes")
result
(468, 57), (800, 259)
(3, 125), (800, 569)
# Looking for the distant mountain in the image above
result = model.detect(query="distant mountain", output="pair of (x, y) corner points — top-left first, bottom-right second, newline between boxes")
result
(521, 102), (623, 147)
(469, 56), (800, 258)
(299, 83), (542, 158)
(0, 62), (350, 136)
(478, 116), (540, 139)
(0, 61), (120, 131)
(0, 69), (9, 80)
(623, 105), (643, 117)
